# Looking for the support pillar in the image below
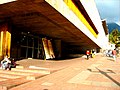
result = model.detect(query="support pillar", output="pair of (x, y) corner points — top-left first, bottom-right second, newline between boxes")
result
(0, 23), (11, 60)
(53, 40), (61, 59)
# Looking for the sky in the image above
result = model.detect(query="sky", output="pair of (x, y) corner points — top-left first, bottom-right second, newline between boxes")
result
(94, 0), (120, 25)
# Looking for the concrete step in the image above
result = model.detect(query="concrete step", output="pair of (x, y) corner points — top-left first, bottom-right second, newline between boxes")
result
(0, 77), (30, 90)
(16, 66), (24, 69)
(0, 73), (22, 79)
(26, 74), (47, 80)
(0, 65), (51, 90)
(0, 77), (7, 81)
(0, 69), (48, 81)
(0, 69), (33, 76)
(29, 66), (50, 70)
(0, 70), (49, 90)
(0, 68), (48, 90)
(11, 68), (50, 74)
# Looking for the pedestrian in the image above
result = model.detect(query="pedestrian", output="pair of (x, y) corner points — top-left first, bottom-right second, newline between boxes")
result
(86, 50), (90, 60)
(112, 49), (117, 61)
(90, 50), (93, 58)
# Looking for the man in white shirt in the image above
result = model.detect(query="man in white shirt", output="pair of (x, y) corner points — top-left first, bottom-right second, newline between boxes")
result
(1, 55), (11, 70)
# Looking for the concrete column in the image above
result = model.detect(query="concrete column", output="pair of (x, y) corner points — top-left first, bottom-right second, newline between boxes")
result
(53, 39), (61, 59)
(0, 23), (11, 60)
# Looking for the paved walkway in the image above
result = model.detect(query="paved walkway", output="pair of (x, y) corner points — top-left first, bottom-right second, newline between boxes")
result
(5, 54), (120, 90)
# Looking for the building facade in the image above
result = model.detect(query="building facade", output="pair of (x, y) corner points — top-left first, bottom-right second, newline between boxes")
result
(0, 0), (108, 60)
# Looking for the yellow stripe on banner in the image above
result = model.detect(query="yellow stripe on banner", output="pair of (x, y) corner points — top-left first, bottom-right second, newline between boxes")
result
(64, 0), (98, 38)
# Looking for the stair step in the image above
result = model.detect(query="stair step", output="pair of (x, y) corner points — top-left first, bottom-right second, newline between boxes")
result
(0, 77), (7, 81)
(0, 67), (49, 81)
(0, 66), (50, 89)
(0, 74), (47, 89)
(0, 77), (30, 90)
(16, 66), (24, 69)
(11, 68), (50, 74)
(0, 69), (47, 80)
(0, 69), (33, 76)
(26, 74), (47, 80)
(0, 73), (22, 79)
(29, 66), (49, 70)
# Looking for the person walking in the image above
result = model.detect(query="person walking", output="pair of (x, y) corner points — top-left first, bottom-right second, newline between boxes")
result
(86, 50), (90, 60)
(112, 49), (117, 61)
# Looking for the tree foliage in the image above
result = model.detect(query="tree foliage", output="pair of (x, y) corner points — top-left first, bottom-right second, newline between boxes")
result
(109, 29), (120, 47)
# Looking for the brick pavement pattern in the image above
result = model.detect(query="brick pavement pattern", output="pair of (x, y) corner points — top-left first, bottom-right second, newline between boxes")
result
(0, 53), (120, 90)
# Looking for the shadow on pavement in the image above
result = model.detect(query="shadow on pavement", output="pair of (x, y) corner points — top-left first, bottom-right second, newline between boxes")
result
(96, 67), (120, 87)
(87, 68), (120, 87)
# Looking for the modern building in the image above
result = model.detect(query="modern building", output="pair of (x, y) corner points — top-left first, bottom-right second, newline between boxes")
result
(0, 0), (108, 60)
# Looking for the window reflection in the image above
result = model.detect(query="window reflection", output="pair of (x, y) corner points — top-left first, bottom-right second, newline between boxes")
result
(21, 35), (27, 46)
(34, 38), (38, 48)
(28, 36), (33, 47)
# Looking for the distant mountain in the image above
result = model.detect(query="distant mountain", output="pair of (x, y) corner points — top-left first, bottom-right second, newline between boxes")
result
(107, 23), (120, 33)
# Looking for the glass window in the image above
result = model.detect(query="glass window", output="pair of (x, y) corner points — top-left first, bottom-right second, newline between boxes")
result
(34, 38), (38, 48)
(21, 47), (27, 58)
(21, 35), (27, 46)
(34, 49), (38, 58)
(27, 48), (33, 58)
(28, 36), (33, 47)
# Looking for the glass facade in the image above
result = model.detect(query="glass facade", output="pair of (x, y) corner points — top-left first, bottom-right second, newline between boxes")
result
(11, 31), (45, 59)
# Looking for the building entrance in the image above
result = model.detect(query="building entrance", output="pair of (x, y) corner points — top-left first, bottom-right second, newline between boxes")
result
(11, 31), (45, 59)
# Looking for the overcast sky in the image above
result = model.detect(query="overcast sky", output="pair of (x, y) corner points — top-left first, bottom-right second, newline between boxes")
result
(94, 0), (120, 25)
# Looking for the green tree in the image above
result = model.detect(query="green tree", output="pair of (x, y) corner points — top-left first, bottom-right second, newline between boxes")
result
(109, 29), (120, 47)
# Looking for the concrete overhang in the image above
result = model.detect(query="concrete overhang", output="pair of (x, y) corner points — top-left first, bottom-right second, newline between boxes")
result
(0, 0), (100, 49)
